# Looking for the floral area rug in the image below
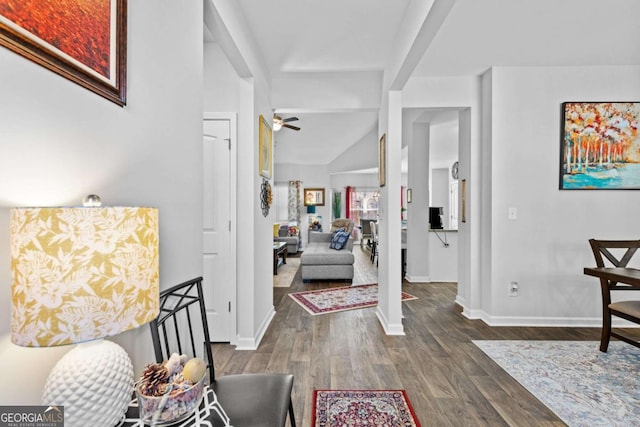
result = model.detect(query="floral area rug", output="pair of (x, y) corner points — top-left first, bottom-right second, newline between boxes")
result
(473, 340), (640, 427)
(312, 390), (421, 427)
(289, 284), (418, 315)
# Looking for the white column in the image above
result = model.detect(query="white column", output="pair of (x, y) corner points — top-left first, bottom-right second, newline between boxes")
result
(406, 123), (430, 282)
(376, 90), (405, 335)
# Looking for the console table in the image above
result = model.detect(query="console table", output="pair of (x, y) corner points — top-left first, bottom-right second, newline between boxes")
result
(273, 241), (287, 274)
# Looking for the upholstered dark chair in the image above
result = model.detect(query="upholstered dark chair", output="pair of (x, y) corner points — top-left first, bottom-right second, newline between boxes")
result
(588, 239), (640, 352)
(360, 219), (375, 249)
(150, 277), (296, 426)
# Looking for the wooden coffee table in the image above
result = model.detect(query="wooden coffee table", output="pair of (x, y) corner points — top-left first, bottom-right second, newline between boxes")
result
(273, 241), (287, 274)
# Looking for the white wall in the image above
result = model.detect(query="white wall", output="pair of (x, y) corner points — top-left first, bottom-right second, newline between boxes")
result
(204, 20), (280, 348)
(0, 0), (203, 402)
(486, 65), (640, 325)
(275, 164), (331, 247)
(429, 231), (458, 282)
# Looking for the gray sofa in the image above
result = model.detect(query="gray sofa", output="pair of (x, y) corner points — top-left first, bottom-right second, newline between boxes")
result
(274, 225), (299, 254)
(301, 231), (354, 282)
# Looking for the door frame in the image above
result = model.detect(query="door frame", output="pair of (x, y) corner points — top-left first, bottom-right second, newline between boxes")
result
(203, 112), (237, 345)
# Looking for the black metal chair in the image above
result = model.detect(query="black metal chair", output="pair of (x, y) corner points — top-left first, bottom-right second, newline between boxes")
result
(588, 239), (640, 352)
(370, 221), (378, 266)
(150, 277), (296, 426)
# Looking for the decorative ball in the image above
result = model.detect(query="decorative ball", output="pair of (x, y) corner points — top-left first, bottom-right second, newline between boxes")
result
(182, 357), (207, 383)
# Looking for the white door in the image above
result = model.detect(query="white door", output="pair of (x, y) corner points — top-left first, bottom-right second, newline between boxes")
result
(203, 119), (232, 342)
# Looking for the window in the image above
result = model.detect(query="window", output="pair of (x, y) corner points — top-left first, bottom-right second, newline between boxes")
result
(348, 188), (379, 226)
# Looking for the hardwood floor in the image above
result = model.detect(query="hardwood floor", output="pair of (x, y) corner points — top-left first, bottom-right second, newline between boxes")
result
(212, 246), (603, 426)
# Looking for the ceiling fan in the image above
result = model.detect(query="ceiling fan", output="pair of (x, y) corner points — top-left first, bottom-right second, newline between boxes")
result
(273, 115), (300, 132)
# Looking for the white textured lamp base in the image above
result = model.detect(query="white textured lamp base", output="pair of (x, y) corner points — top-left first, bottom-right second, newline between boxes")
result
(42, 340), (134, 427)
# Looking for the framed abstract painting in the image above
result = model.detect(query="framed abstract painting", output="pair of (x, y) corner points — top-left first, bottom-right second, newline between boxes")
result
(259, 114), (272, 179)
(560, 102), (640, 190)
(0, 0), (127, 106)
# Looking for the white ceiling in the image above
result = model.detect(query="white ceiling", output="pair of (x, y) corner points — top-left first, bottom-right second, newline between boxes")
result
(224, 0), (640, 168)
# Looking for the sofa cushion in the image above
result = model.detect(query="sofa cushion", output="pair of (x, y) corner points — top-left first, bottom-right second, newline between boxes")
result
(329, 229), (350, 250)
(301, 244), (354, 265)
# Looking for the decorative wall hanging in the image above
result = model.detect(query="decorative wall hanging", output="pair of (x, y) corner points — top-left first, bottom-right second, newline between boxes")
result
(379, 133), (386, 187)
(332, 191), (342, 219)
(0, 0), (127, 106)
(560, 102), (640, 190)
(258, 114), (273, 179)
(304, 188), (325, 206)
(261, 179), (272, 217)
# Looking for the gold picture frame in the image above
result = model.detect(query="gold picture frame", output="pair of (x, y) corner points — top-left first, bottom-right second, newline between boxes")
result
(304, 188), (325, 206)
(258, 114), (272, 179)
(0, 0), (127, 106)
(378, 133), (386, 187)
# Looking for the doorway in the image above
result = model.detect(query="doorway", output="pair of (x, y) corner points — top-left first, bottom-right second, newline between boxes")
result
(203, 114), (237, 343)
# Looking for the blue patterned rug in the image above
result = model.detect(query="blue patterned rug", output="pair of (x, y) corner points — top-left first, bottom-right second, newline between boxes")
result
(473, 340), (640, 427)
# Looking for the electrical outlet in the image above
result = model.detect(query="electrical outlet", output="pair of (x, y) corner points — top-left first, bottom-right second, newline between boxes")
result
(508, 281), (518, 297)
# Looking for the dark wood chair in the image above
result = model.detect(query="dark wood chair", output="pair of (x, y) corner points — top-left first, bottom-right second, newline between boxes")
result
(370, 221), (378, 266)
(588, 239), (640, 352)
(150, 277), (296, 426)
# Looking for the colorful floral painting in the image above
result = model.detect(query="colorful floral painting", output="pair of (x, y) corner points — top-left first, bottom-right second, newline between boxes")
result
(560, 102), (640, 190)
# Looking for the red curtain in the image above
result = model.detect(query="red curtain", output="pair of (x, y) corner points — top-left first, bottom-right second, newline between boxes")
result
(346, 186), (354, 219)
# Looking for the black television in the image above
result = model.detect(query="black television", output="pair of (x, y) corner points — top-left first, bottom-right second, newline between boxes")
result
(429, 207), (443, 229)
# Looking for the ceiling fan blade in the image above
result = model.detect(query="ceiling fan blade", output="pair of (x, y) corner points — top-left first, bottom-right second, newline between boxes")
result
(282, 117), (299, 123)
(283, 124), (300, 131)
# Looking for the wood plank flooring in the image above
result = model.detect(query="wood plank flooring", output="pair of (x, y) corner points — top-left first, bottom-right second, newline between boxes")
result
(212, 246), (608, 426)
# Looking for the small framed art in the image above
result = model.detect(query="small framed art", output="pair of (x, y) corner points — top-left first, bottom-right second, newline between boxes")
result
(304, 188), (325, 206)
(259, 114), (272, 179)
(379, 133), (386, 187)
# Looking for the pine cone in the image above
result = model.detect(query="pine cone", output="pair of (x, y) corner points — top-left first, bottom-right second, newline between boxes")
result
(139, 363), (169, 397)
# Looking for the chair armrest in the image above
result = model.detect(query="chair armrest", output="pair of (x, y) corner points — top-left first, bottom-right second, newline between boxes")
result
(345, 237), (353, 251)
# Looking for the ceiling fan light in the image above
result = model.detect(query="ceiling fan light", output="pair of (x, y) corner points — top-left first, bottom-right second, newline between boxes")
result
(273, 121), (282, 131)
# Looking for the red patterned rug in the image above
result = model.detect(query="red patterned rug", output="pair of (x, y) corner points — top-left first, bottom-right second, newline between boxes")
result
(288, 284), (418, 315)
(312, 389), (421, 426)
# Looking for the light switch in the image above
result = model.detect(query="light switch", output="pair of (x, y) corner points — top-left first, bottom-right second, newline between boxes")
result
(508, 207), (517, 220)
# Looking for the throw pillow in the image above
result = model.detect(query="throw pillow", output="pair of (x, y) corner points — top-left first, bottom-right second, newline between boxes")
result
(329, 228), (345, 249)
(330, 229), (350, 250)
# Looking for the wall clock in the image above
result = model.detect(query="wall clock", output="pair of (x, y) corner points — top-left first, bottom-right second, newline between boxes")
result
(451, 161), (459, 180)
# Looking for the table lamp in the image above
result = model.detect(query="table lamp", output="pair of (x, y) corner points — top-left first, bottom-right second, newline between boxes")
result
(10, 201), (159, 427)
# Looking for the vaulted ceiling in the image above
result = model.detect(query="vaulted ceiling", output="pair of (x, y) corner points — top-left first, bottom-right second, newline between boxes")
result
(209, 0), (640, 167)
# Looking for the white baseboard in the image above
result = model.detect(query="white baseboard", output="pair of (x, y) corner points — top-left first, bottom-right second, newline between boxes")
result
(234, 306), (276, 350)
(458, 303), (638, 328)
(375, 307), (405, 335)
(405, 274), (430, 283)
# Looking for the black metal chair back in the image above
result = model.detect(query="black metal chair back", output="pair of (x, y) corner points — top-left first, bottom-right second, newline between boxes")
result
(149, 277), (216, 384)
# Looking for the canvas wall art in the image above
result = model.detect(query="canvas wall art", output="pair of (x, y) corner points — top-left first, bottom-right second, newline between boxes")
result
(560, 102), (640, 190)
(0, 0), (127, 105)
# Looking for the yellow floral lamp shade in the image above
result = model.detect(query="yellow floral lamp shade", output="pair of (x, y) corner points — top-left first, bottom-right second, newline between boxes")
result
(10, 207), (160, 347)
